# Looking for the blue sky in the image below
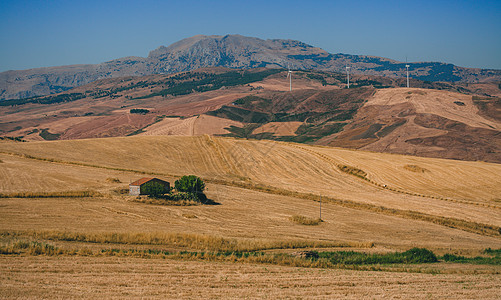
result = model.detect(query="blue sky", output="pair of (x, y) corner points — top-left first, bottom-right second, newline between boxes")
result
(1, 0), (500, 72)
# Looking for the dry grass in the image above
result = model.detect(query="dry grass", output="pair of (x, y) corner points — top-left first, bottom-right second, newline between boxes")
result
(0, 135), (500, 296)
(2, 146), (499, 237)
(1, 230), (372, 252)
(0, 153), (136, 193)
(0, 185), (498, 256)
(367, 88), (500, 130)
(182, 213), (197, 219)
(140, 114), (244, 136)
(0, 190), (102, 198)
(106, 177), (121, 183)
(1, 136), (500, 242)
(2, 135), (500, 205)
(131, 196), (200, 206)
(338, 164), (368, 179)
(289, 215), (323, 226)
(205, 178), (500, 237)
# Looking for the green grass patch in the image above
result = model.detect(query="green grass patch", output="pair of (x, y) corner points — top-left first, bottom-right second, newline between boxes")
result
(441, 253), (500, 265)
(0, 93), (86, 107)
(222, 124), (262, 138)
(138, 69), (281, 99)
(39, 129), (60, 141)
(319, 248), (438, 264)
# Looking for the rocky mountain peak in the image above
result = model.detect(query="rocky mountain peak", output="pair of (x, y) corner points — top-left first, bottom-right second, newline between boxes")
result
(1, 34), (500, 100)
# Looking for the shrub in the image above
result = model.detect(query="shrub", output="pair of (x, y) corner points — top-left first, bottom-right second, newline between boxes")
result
(442, 253), (466, 262)
(400, 247), (438, 263)
(175, 175), (205, 193)
(142, 181), (168, 197)
(175, 175), (206, 201)
(130, 108), (149, 114)
(484, 248), (501, 256)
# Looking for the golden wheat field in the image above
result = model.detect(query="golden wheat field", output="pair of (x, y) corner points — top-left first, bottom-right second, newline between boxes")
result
(1, 135), (500, 298)
(1, 257), (500, 299)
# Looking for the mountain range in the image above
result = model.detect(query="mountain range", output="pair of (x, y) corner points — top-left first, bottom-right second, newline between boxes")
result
(1, 34), (501, 100)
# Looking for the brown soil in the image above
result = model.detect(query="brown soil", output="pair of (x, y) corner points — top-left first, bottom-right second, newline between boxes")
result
(323, 88), (501, 163)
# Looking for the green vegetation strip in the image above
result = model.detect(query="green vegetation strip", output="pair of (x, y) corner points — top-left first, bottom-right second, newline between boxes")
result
(1, 240), (498, 273)
(2, 151), (500, 237)
(441, 253), (501, 265)
(137, 69), (281, 99)
(0, 93), (86, 107)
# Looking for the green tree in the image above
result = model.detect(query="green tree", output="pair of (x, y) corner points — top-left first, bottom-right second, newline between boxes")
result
(174, 175), (206, 201)
(142, 181), (167, 197)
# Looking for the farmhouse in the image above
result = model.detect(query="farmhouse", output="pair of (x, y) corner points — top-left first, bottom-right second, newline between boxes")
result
(129, 177), (170, 196)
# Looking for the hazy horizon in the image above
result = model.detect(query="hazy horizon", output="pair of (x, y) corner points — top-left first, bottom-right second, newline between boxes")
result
(1, 0), (500, 72)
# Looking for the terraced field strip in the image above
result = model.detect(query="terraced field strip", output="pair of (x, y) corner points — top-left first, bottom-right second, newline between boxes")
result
(288, 143), (501, 211)
(1, 150), (499, 238)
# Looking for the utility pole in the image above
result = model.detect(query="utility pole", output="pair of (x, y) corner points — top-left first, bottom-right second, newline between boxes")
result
(319, 195), (322, 220)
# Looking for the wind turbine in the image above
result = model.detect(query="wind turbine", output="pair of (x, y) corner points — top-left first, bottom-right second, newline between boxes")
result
(287, 64), (292, 91)
(405, 57), (410, 88)
(346, 66), (350, 88)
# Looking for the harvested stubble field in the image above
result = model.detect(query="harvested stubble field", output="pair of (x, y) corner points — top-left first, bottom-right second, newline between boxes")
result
(1, 257), (500, 299)
(0, 135), (500, 298)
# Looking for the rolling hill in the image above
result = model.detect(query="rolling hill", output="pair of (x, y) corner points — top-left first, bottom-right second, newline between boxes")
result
(1, 135), (500, 243)
(1, 34), (500, 100)
(2, 67), (499, 163)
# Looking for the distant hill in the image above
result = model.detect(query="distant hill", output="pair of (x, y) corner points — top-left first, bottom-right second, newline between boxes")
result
(1, 34), (500, 100)
(1, 67), (500, 163)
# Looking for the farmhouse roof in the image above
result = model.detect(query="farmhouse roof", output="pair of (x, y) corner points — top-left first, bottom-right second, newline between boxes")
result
(130, 177), (155, 186)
